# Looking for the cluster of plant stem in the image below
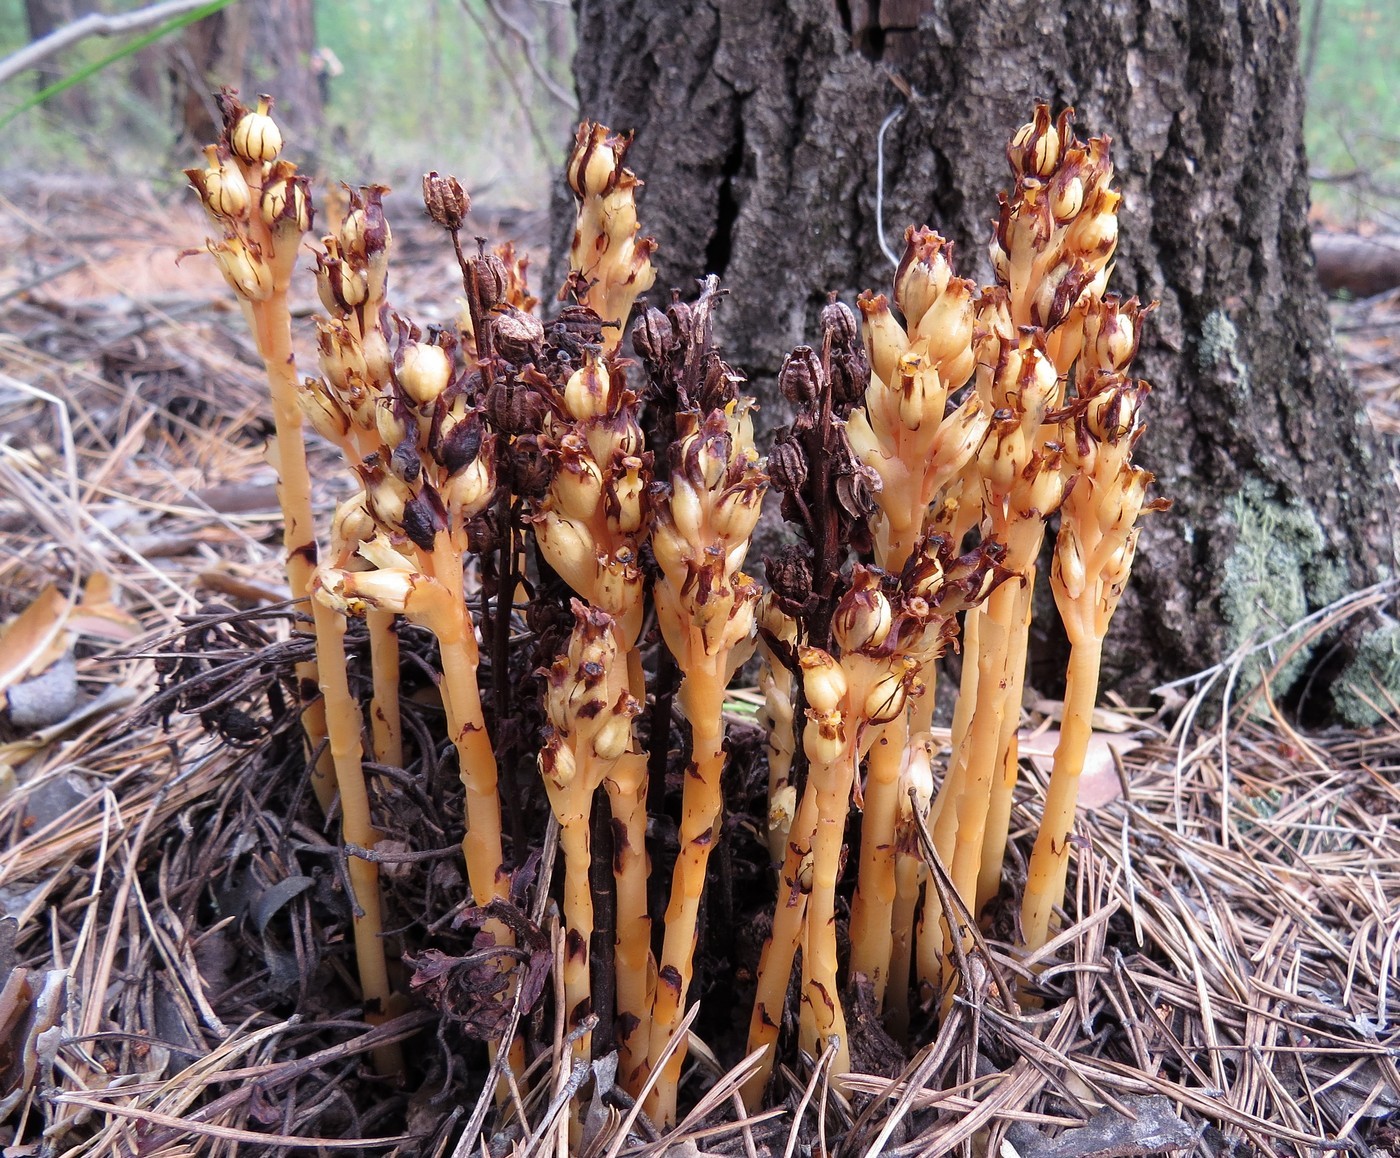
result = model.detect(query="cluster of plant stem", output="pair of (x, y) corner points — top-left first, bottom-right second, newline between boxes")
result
(186, 94), (1163, 1128)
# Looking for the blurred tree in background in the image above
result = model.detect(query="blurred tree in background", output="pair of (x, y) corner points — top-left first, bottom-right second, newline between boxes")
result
(1, 0), (574, 193)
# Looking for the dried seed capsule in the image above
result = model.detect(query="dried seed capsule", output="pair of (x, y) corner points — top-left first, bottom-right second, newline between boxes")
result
(422, 171), (469, 231)
(766, 546), (813, 613)
(469, 253), (510, 314)
(632, 306), (672, 366)
(766, 438), (808, 496)
(778, 347), (821, 405)
(494, 307), (545, 362)
(820, 298), (860, 350)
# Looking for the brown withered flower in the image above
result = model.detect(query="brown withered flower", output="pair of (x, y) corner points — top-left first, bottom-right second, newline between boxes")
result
(422, 171), (469, 231)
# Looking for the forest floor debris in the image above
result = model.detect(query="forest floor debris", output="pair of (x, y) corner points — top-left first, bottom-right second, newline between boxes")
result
(2, 182), (1399, 1156)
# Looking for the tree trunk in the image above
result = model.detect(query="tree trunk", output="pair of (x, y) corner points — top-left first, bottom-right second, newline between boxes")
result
(168, 0), (322, 156)
(23, 0), (95, 119)
(563, 0), (1398, 711)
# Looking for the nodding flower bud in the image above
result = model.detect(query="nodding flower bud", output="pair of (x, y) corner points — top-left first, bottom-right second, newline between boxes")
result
(900, 735), (936, 820)
(340, 186), (392, 280)
(592, 713), (634, 762)
(1082, 296), (1146, 375)
(443, 454), (496, 521)
(1007, 103), (1066, 179)
(189, 145), (249, 220)
(396, 341), (452, 406)
(799, 647), (848, 714)
(893, 226), (954, 329)
(1030, 258), (1096, 331)
(207, 236), (272, 302)
(297, 376), (350, 444)
(422, 171), (469, 231)
(320, 566), (419, 618)
(856, 291), (908, 387)
(1084, 377), (1142, 443)
(1054, 521), (1087, 602)
(329, 493), (377, 551)
(832, 568), (894, 653)
(363, 471), (414, 533)
(375, 395), (411, 448)
(540, 735), (578, 790)
(563, 356), (612, 420)
(260, 164), (312, 234)
(568, 122), (625, 199)
(864, 660), (917, 725)
(803, 707), (848, 766)
(1051, 173), (1085, 222)
(230, 95), (283, 164)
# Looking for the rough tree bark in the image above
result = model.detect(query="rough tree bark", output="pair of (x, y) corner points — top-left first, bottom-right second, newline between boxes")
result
(563, 0), (1398, 712)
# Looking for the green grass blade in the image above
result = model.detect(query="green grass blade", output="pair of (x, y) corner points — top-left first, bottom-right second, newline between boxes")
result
(0, 0), (236, 133)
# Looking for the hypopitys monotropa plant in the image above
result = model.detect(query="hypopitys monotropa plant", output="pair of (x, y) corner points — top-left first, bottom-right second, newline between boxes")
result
(646, 402), (766, 1122)
(186, 95), (409, 1076)
(184, 94), (333, 806)
(189, 96), (1163, 1132)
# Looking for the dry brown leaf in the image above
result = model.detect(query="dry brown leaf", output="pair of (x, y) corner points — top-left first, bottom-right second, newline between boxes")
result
(1030, 697), (1140, 734)
(68, 573), (141, 642)
(0, 584), (72, 704)
(1021, 729), (1140, 809)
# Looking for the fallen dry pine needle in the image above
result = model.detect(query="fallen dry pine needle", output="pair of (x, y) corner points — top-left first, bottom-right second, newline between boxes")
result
(1, 90), (1396, 1158)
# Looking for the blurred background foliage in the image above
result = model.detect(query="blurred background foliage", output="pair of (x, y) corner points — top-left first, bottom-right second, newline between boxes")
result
(0, 0), (574, 203)
(0, 0), (1393, 223)
(1301, 0), (1400, 229)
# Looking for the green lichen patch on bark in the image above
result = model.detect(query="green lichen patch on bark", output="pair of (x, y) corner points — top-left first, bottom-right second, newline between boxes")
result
(1220, 479), (1349, 698)
(1333, 619), (1400, 726)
